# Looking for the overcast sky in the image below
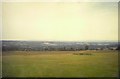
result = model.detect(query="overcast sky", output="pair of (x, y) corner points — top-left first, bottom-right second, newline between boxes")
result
(2, 2), (118, 41)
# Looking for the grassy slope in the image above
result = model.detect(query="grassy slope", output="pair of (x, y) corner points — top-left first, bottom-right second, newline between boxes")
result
(2, 50), (118, 77)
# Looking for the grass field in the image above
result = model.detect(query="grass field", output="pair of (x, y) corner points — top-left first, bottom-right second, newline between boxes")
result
(2, 50), (118, 77)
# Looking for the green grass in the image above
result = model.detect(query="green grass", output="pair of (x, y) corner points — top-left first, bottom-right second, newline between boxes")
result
(2, 50), (118, 77)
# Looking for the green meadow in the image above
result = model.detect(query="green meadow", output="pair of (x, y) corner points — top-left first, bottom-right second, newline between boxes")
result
(2, 50), (118, 77)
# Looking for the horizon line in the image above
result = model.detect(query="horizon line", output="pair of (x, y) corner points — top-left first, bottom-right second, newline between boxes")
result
(1, 39), (118, 42)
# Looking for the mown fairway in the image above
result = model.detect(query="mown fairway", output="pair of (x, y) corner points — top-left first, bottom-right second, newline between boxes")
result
(2, 50), (118, 77)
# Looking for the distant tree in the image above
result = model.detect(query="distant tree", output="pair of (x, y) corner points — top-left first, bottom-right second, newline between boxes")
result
(101, 48), (103, 50)
(45, 48), (48, 51)
(70, 47), (74, 51)
(85, 45), (89, 50)
(63, 47), (66, 51)
(116, 46), (120, 50)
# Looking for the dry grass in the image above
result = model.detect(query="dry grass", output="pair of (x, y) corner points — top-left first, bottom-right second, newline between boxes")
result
(2, 50), (118, 77)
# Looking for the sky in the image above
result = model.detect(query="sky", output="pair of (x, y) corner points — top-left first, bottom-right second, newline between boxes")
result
(2, 2), (118, 41)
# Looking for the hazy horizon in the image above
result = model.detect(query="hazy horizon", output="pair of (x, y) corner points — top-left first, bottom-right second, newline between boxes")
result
(2, 2), (118, 41)
(2, 39), (118, 42)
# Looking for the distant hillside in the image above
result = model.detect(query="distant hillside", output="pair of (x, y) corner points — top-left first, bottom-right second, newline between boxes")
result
(2, 40), (119, 51)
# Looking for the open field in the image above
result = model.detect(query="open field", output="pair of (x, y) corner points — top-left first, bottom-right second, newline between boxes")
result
(2, 50), (118, 77)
